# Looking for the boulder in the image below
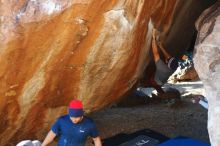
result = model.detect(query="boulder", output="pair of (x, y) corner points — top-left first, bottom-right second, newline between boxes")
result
(194, 2), (220, 146)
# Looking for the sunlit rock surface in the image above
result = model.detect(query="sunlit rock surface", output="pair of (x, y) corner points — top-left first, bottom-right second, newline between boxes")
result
(194, 2), (220, 146)
(0, 0), (216, 144)
(169, 65), (199, 83)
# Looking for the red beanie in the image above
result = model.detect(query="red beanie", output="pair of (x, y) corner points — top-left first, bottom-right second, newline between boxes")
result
(68, 100), (83, 117)
(69, 99), (83, 109)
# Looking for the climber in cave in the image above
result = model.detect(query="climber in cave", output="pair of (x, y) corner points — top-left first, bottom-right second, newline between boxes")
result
(152, 28), (179, 86)
(140, 28), (179, 97)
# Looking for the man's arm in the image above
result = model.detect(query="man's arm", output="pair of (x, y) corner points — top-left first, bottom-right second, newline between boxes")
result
(152, 28), (171, 63)
(152, 29), (160, 62)
(42, 130), (56, 146)
(158, 41), (171, 63)
(93, 136), (102, 146)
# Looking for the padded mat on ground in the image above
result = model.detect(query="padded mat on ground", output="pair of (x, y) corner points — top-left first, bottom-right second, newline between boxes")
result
(102, 129), (169, 146)
(158, 137), (210, 146)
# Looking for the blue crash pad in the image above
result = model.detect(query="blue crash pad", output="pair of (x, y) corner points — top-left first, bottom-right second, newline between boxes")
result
(158, 137), (210, 146)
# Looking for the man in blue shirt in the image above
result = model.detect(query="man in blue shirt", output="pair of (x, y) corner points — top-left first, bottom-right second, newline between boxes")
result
(42, 100), (102, 146)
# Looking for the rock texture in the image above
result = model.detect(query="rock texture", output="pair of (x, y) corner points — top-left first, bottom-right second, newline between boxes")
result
(169, 62), (199, 83)
(194, 2), (220, 146)
(0, 0), (216, 145)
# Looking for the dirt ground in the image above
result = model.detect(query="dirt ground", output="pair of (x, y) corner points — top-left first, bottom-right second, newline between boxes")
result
(85, 80), (209, 145)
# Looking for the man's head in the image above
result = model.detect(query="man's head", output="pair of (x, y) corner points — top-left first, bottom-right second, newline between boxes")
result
(167, 57), (179, 71)
(68, 99), (84, 124)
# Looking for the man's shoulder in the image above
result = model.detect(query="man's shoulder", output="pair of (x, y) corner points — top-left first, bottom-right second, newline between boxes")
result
(83, 116), (95, 124)
(57, 115), (69, 121)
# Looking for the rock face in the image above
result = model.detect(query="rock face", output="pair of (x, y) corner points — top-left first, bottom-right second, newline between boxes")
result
(168, 60), (199, 83)
(0, 0), (216, 145)
(194, 2), (220, 146)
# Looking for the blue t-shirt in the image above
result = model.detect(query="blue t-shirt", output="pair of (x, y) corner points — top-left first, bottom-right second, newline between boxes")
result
(51, 115), (99, 146)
